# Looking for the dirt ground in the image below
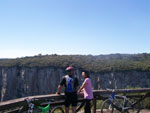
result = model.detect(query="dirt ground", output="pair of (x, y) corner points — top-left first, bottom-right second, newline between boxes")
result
(96, 109), (150, 113)
(78, 109), (150, 113)
(138, 110), (150, 113)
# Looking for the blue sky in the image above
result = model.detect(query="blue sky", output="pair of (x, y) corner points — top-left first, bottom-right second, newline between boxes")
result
(0, 0), (150, 58)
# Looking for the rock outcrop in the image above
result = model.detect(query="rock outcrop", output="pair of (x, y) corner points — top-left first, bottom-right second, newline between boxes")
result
(0, 66), (150, 101)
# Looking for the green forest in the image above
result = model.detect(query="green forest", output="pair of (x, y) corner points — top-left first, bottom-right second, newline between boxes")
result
(0, 53), (150, 73)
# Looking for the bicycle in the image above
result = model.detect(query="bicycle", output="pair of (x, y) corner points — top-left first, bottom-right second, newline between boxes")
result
(101, 89), (144, 113)
(19, 98), (64, 113)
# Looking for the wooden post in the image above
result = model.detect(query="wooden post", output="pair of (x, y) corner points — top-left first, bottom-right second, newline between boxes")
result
(93, 98), (97, 113)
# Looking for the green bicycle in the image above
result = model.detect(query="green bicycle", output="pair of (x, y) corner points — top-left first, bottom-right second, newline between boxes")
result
(20, 98), (64, 113)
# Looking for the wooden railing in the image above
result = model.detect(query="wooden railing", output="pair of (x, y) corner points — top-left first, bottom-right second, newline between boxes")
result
(0, 88), (150, 113)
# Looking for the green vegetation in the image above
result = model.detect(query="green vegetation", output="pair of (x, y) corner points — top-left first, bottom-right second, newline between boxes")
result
(0, 53), (150, 73)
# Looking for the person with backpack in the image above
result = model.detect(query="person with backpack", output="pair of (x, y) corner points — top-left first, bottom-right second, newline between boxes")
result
(78, 70), (93, 113)
(56, 66), (79, 113)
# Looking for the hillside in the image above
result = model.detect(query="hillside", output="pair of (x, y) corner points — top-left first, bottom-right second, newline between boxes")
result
(0, 53), (150, 72)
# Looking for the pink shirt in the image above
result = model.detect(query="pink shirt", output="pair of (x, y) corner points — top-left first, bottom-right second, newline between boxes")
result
(83, 78), (93, 99)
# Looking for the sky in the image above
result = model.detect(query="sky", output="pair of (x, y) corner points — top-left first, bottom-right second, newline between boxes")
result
(0, 0), (150, 58)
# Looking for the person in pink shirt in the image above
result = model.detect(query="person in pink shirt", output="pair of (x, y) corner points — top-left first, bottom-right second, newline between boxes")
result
(78, 70), (93, 113)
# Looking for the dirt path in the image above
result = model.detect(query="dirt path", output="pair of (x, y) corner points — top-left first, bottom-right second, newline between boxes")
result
(78, 109), (150, 113)
(140, 109), (150, 113)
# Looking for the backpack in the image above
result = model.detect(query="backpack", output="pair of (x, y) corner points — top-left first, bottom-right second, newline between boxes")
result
(65, 75), (75, 92)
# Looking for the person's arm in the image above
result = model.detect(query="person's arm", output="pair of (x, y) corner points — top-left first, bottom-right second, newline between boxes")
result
(56, 85), (62, 94)
(56, 77), (65, 94)
(78, 80), (86, 93)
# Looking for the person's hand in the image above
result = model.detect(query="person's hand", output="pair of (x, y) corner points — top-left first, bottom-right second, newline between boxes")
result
(56, 92), (60, 95)
(77, 90), (81, 94)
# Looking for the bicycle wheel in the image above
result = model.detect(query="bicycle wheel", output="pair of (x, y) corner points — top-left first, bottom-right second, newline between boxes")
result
(123, 98), (141, 113)
(101, 99), (114, 113)
(51, 106), (64, 113)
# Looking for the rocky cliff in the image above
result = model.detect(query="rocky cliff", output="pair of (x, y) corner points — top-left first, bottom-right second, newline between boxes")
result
(0, 66), (150, 101)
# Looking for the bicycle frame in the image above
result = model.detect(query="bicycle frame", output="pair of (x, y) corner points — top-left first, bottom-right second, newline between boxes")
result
(108, 92), (136, 112)
(23, 98), (65, 113)
(23, 98), (53, 113)
(104, 90), (150, 113)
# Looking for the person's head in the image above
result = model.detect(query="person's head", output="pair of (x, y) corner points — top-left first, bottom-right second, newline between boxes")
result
(66, 66), (74, 76)
(82, 70), (90, 79)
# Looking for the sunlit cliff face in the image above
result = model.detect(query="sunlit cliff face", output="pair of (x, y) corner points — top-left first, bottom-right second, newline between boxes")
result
(0, 67), (150, 101)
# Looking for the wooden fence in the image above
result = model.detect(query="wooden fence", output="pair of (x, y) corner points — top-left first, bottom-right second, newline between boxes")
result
(0, 88), (150, 113)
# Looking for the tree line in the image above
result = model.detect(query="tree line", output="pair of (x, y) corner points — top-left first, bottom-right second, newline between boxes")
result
(0, 53), (150, 73)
